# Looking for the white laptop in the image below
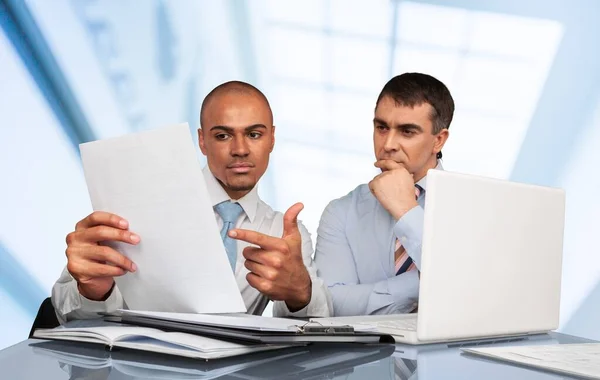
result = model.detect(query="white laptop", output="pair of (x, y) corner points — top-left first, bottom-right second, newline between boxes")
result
(315, 169), (565, 345)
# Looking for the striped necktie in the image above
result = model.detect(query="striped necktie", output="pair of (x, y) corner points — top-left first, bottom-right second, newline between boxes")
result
(394, 185), (422, 276)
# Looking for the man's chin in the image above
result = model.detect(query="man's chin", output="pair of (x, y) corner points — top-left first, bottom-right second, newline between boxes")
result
(225, 178), (256, 192)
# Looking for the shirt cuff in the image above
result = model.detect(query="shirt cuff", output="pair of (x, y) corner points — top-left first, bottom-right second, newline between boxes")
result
(370, 270), (420, 313)
(273, 277), (332, 318)
(62, 279), (121, 319)
(78, 286), (121, 314)
(393, 205), (424, 267)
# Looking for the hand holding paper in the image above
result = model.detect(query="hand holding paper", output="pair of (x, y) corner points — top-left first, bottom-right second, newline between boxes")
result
(78, 123), (246, 313)
(66, 211), (140, 301)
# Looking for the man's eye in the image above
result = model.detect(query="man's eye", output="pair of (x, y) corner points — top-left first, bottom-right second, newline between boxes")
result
(248, 132), (262, 139)
(376, 125), (388, 131)
(215, 134), (230, 140)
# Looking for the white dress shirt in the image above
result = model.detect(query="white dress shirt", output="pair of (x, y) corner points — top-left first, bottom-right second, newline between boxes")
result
(52, 166), (332, 323)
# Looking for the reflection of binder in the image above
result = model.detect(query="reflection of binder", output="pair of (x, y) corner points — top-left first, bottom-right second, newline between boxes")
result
(31, 340), (307, 379)
(31, 339), (395, 380)
(105, 313), (395, 344)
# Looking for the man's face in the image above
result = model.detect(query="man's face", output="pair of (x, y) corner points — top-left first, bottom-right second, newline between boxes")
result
(199, 92), (275, 199)
(373, 95), (448, 181)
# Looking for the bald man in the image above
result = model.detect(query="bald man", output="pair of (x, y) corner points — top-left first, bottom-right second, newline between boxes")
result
(52, 81), (332, 322)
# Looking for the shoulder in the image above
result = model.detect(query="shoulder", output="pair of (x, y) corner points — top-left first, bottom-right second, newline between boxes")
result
(324, 183), (369, 214)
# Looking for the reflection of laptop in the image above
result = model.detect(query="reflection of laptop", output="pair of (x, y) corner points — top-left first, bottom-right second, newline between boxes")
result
(316, 170), (565, 345)
(394, 334), (559, 379)
(393, 333), (558, 360)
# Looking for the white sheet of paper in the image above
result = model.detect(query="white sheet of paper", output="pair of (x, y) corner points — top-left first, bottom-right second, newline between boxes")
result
(311, 315), (408, 331)
(118, 309), (376, 333)
(79, 123), (246, 314)
(118, 310), (306, 332)
(463, 343), (600, 379)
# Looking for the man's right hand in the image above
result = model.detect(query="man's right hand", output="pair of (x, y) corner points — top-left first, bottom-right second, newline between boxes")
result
(369, 160), (418, 220)
(65, 211), (140, 301)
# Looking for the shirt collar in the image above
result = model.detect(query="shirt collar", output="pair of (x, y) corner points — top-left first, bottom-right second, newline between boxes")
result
(202, 166), (260, 223)
(416, 160), (444, 193)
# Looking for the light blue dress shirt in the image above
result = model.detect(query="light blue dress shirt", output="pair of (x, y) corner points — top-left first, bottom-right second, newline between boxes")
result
(314, 162), (442, 316)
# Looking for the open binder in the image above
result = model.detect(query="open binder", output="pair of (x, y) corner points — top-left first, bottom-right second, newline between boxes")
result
(32, 323), (288, 360)
(105, 310), (395, 344)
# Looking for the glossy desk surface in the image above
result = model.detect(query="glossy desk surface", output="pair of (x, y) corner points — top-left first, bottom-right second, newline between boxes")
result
(0, 332), (595, 379)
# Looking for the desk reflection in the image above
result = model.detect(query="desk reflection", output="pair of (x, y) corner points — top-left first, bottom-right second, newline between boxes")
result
(24, 332), (595, 380)
(30, 340), (395, 380)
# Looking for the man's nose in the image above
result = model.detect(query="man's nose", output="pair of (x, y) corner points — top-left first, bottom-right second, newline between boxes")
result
(383, 130), (400, 153)
(231, 136), (250, 156)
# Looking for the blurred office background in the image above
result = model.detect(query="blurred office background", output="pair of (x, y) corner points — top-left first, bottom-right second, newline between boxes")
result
(1, 0), (599, 349)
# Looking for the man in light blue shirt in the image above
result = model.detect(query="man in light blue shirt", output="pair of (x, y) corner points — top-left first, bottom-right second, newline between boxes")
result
(314, 73), (455, 316)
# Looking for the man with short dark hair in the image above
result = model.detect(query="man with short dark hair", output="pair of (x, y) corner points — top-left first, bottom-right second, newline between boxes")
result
(314, 73), (455, 316)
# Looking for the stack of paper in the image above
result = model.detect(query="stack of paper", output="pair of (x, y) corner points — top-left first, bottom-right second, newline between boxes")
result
(463, 343), (600, 379)
(117, 310), (311, 332)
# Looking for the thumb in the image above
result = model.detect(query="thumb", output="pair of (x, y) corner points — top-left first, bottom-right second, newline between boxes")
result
(283, 202), (304, 238)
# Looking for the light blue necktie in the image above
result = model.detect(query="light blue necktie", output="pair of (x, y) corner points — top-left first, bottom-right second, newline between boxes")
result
(214, 201), (244, 271)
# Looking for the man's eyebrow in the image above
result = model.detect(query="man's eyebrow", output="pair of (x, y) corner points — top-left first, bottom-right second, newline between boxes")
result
(245, 124), (267, 131)
(209, 124), (267, 132)
(397, 123), (423, 132)
(209, 125), (234, 132)
(373, 119), (423, 132)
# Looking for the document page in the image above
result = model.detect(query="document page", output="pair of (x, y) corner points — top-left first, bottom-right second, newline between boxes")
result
(311, 314), (413, 331)
(463, 343), (600, 379)
(118, 310), (307, 332)
(80, 123), (245, 313)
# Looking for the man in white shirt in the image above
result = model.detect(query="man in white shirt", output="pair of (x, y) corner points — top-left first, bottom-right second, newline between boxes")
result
(52, 81), (332, 323)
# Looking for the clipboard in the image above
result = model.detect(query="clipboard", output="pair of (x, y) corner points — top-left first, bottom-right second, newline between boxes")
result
(104, 314), (395, 344)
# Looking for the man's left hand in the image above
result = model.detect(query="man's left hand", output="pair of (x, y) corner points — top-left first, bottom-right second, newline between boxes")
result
(369, 159), (418, 220)
(228, 203), (312, 312)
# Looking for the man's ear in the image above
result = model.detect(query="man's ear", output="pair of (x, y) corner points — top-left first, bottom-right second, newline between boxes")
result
(433, 129), (449, 157)
(269, 125), (276, 153)
(198, 128), (207, 155)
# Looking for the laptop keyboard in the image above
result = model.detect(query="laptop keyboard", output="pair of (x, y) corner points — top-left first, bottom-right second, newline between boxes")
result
(370, 316), (417, 331)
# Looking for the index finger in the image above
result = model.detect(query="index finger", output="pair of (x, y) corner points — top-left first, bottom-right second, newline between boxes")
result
(76, 211), (129, 231)
(228, 229), (287, 251)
